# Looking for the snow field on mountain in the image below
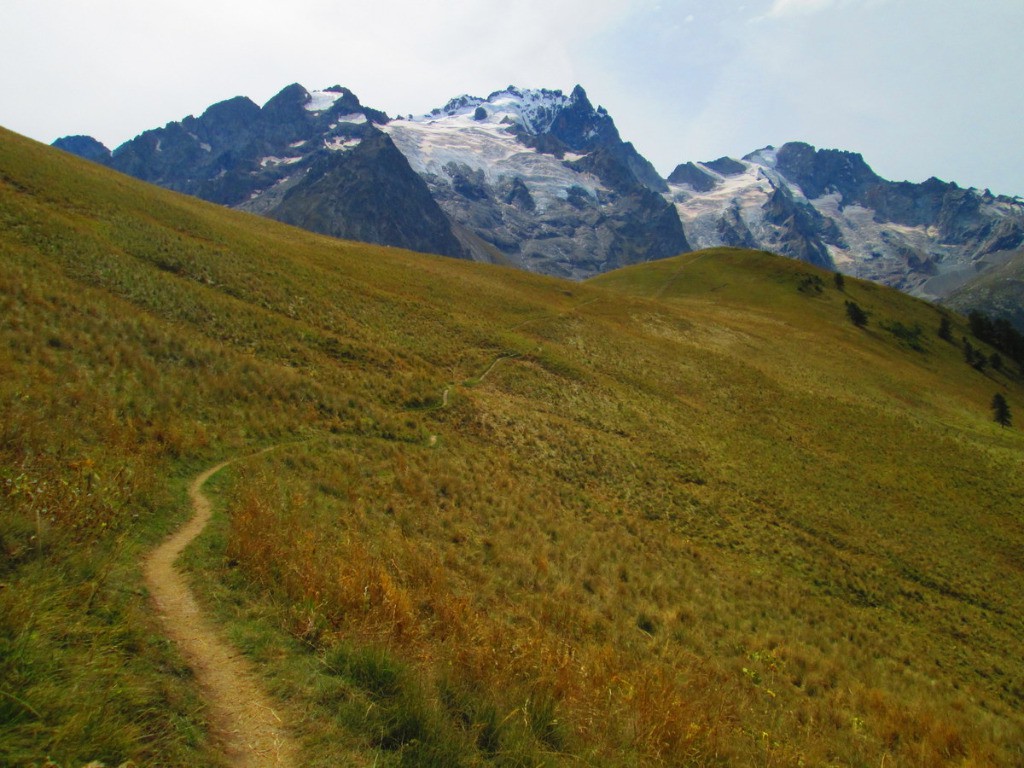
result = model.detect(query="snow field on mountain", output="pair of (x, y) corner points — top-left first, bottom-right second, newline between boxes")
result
(304, 89), (345, 112)
(259, 155), (304, 168)
(484, 88), (573, 134)
(667, 162), (775, 248)
(323, 136), (362, 152)
(331, 113), (367, 126)
(662, 150), (993, 295)
(383, 110), (604, 211)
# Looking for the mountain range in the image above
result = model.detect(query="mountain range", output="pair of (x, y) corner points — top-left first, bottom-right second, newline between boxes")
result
(54, 82), (1024, 320)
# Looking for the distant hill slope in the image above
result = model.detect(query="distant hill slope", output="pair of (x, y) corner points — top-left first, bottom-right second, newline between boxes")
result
(942, 247), (1024, 330)
(5, 127), (1024, 766)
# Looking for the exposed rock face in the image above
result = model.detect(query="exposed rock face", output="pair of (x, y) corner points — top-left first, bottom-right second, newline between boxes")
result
(257, 131), (466, 257)
(773, 142), (880, 201)
(668, 162), (718, 192)
(761, 183), (837, 270)
(703, 156), (747, 177)
(52, 135), (111, 163)
(716, 203), (759, 249)
(53, 84), (467, 260)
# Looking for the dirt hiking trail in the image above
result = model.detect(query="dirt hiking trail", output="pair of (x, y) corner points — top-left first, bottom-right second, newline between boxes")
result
(144, 457), (298, 767)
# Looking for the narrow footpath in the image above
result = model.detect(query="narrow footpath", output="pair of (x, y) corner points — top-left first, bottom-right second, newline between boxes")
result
(143, 459), (298, 767)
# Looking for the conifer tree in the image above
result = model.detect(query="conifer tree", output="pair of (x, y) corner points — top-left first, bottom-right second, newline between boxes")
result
(938, 316), (952, 342)
(963, 339), (987, 370)
(845, 300), (868, 328)
(963, 338), (974, 362)
(992, 393), (1012, 427)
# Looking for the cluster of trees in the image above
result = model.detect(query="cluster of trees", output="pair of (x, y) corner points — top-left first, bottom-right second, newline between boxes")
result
(961, 339), (1003, 373)
(797, 274), (825, 294)
(940, 311), (1020, 377)
(938, 316), (953, 342)
(835, 273), (1014, 427)
(950, 313), (1017, 427)
(967, 311), (1024, 369)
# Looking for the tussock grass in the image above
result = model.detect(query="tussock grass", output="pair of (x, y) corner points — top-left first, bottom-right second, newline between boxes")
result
(3, 127), (1024, 765)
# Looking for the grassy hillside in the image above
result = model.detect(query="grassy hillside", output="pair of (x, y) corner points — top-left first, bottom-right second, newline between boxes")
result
(2, 126), (1023, 767)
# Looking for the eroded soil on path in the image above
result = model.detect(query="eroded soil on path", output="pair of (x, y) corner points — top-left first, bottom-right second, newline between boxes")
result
(144, 459), (298, 767)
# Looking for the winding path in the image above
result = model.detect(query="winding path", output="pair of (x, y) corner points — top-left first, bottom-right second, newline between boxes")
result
(476, 352), (522, 382)
(144, 457), (298, 767)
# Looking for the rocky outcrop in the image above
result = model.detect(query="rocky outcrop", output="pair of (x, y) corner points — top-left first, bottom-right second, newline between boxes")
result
(761, 183), (837, 269)
(52, 135), (111, 163)
(774, 142), (881, 201)
(668, 162), (718, 192)
(258, 131), (467, 257)
(703, 156), (747, 177)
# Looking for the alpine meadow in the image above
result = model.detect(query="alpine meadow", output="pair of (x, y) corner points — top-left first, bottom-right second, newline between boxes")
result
(2, 125), (1023, 767)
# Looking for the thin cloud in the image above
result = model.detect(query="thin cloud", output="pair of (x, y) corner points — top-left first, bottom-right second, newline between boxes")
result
(765, 0), (836, 16)
(758, 0), (890, 20)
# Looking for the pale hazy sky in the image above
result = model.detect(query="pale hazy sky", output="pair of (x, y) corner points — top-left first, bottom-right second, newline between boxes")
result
(2, 0), (1022, 195)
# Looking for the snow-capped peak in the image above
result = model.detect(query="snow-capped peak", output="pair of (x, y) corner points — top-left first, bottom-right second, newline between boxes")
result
(409, 86), (580, 137)
(431, 94), (487, 117)
(484, 87), (575, 135)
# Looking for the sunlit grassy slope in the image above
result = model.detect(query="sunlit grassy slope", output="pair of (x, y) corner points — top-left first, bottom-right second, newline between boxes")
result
(2, 125), (1023, 766)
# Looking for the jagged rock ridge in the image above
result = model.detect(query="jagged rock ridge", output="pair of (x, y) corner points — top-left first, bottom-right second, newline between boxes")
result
(56, 84), (466, 260)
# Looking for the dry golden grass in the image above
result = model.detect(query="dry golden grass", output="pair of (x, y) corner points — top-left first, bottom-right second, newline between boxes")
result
(3, 126), (1023, 766)
(217, 250), (1023, 764)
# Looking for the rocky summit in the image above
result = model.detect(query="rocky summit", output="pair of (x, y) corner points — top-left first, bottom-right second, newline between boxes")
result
(55, 83), (1024, 314)
(55, 84), (467, 261)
